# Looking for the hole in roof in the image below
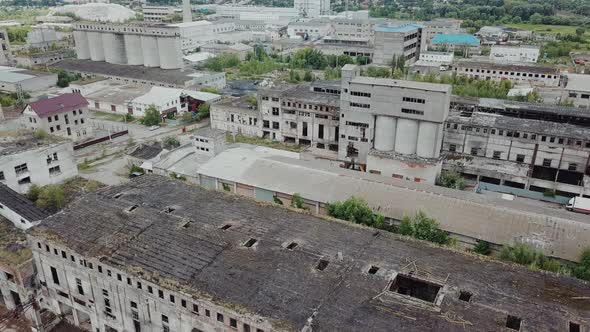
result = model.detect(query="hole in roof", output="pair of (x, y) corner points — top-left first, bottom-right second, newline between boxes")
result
(506, 315), (522, 331)
(181, 220), (193, 228)
(113, 193), (123, 199)
(163, 206), (176, 213)
(125, 205), (138, 213)
(569, 322), (580, 332)
(368, 265), (379, 275)
(286, 242), (298, 250)
(316, 259), (329, 271)
(459, 291), (472, 302)
(220, 224), (232, 230)
(243, 238), (257, 248)
(389, 274), (441, 303)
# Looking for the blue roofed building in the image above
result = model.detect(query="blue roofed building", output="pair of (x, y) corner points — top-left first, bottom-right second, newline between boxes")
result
(373, 24), (422, 65)
(430, 33), (480, 55)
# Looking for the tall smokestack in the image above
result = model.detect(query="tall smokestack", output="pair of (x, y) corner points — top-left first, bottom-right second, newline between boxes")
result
(183, 0), (192, 23)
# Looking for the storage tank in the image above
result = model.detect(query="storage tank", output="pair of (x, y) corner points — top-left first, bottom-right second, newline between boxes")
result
(87, 31), (105, 61)
(124, 34), (144, 65)
(157, 37), (182, 69)
(416, 121), (439, 158)
(102, 33), (127, 64)
(374, 115), (396, 151)
(73, 30), (90, 60)
(141, 36), (160, 67)
(394, 118), (419, 155)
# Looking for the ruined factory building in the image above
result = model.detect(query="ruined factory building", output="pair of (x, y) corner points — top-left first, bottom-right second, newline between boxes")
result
(31, 175), (589, 332)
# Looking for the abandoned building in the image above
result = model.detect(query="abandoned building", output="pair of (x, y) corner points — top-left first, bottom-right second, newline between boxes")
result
(446, 97), (590, 197)
(339, 64), (451, 183)
(28, 175), (590, 332)
(258, 81), (341, 158)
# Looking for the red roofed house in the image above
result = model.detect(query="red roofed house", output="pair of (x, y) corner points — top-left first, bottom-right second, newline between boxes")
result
(21, 93), (92, 141)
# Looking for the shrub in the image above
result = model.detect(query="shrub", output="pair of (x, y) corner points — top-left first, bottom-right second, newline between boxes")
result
(473, 240), (492, 255)
(129, 164), (144, 175)
(163, 136), (180, 150)
(27, 184), (42, 201)
(399, 211), (451, 245)
(291, 193), (305, 209)
(141, 105), (160, 126)
(500, 243), (544, 266)
(34, 129), (48, 140)
(436, 170), (466, 190)
(222, 183), (231, 192)
(36, 185), (65, 210)
(273, 195), (283, 205)
(543, 189), (556, 197)
(326, 196), (384, 228)
(83, 180), (102, 193)
(124, 113), (134, 122)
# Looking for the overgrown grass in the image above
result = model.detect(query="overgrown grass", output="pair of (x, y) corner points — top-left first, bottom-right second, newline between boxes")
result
(92, 111), (133, 123)
(226, 132), (303, 152)
(0, 217), (32, 266)
(505, 23), (590, 38)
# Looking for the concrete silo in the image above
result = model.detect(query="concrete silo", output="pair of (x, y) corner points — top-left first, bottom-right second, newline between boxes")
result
(102, 33), (127, 65)
(141, 35), (160, 67)
(394, 118), (419, 155)
(87, 31), (105, 61)
(124, 34), (144, 66)
(157, 37), (182, 69)
(416, 121), (439, 158)
(73, 30), (90, 60)
(374, 115), (396, 151)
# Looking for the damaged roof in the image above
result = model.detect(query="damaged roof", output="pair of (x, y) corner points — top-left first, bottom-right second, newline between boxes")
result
(0, 183), (50, 222)
(32, 175), (590, 331)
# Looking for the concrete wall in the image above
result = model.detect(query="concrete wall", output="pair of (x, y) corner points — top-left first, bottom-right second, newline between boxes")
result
(21, 106), (93, 142)
(0, 73), (58, 93)
(210, 103), (260, 137)
(0, 142), (78, 194)
(0, 203), (41, 230)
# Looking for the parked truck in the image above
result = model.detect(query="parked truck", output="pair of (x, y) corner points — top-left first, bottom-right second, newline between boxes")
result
(565, 196), (590, 214)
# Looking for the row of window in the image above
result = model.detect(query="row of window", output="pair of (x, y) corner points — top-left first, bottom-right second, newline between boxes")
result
(350, 91), (371, 97)
(459, 67), (558, 79)
(350, 102), (370, 109)
(40, 241), (267, 332)
(447, 122), (590, 148)
(282, 100), (337, 113)
(402, 97), (426, 104)
(401, 108), (424, 115)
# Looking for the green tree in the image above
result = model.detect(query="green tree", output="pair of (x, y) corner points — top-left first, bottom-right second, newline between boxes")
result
(326, 196), (384, 228)
(141, 105), (161, 126)
(197, 103), (211, 119)
(303, 70), (314, 82)
(291, 193), (305, 209)
(246, 95), (257, 107)
(473, 240), (492, 255)
(27, 184), (42, 202)
(273, 195), (283, 205)
(529, 13), (543, 24)
(572, 248), (590, 281)
(575, 27), (585, 36)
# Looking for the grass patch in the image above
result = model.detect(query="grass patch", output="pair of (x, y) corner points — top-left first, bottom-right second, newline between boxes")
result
(0, 217), (32, 266)
(92, 111), (133, 123)
(505, 23), (590, 38)
(226, 132), (303, 152)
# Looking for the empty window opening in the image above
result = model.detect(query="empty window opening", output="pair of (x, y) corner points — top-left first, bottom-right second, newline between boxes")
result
(506, 315), (522, 331)
(569, 322), (580, 332)
(389, 274), (441, 303)
(220, 224), (232, 230)
(126, 205), (139, 213)
(368, 266), (380, 275)
(316, 259), (329, 271)
(243, 238), (258, 248)
(286, 242), (298, 250)
(459, 291), (472, 302)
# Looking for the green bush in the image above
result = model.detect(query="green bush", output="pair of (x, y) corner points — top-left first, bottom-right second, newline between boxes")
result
(543, 189), (556, 197)
(473, 240), (492, 255)
(222, 183), (231, 192)
(326, 196), (384, 228)
(398, 211), (451, 245)
(34, 129), (48, 140)
(129, 164), (144, 175)
(436, 170), (466, 190)
(163, 136), (180, 150)
(500, 243), (543, 266)
(291, 193), (305, 209)
(36, 185), (65, 210)
(27, 184), (42, 202)
(273, 195), (283, 205)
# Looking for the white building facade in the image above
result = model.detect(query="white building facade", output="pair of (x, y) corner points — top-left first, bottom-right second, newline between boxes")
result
(489, 45), (540, 64)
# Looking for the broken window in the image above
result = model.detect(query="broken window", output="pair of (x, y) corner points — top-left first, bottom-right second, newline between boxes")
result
(506, 315), (521, 331)
(316, 259), (329, 271)
(243, 238), (258, 248)
(50, 267), (60, 285)
(230, 318), (237, 328)
(569, 322), (580, 332)
(449, 144), (456, 152)
(368, 266), (379, 275)
(217, 313), (224, 322)
(542, 159), (552, 167)
(459, 291), (472, 302)
(493, 151), (501, 159)
(389, 274), (441, 303)
(516, 154), (525, 163)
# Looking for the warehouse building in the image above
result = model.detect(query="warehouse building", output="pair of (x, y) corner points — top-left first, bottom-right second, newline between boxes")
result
(28, 175), (590, 332)
(454, 61), (561, 87)
(0, 66), (58, 93)
(564, 73), (590, 108)
(372, 24), (422, 65)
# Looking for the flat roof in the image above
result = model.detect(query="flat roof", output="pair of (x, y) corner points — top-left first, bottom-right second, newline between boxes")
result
(375, 23), (421, 33)
(85, 83), (151, 105)
(0, 130), (66, 157)
(52, 59), (195, 86)
(456, 61), (560, 74)
(0, 183), (50, 222)
(32, 175), (590, 331)
(0, 67), (55, 83)
(431, 34), (480, 45)
(565, 73), (590, 93)
(350, 76), (452, 93)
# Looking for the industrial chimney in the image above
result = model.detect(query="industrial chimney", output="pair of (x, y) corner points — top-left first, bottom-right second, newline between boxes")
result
(183, 0), (192, 23)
